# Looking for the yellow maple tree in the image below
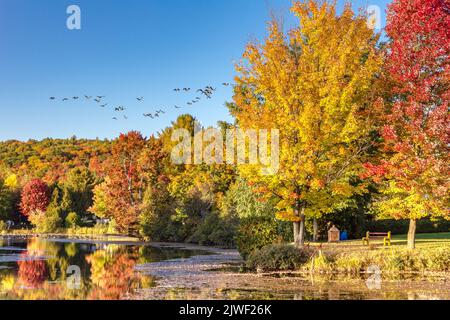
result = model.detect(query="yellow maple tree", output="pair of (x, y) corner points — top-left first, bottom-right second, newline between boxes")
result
(230, 0), (383, 246)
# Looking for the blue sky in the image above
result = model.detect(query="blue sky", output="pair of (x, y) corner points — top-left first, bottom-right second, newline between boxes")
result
(0, 0), (391, 141)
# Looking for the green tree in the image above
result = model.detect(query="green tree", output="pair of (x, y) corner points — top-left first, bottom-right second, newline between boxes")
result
(0, 179), (13, 221)
(89, 179), (109, 219)
(61, 167), (95, 216)
(60, 187), (74, 216)
(221, 178), (276, 219)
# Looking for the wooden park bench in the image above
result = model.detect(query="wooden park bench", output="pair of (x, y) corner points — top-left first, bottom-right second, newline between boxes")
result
(362, 231), (391, 247)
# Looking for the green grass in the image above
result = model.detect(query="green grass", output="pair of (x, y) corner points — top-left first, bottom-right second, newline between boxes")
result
(389, 232), (450, 249)
(310, 232), (450, 254)
(393, 232), (450, 240)
(348, 232), (450, 246)
(305, 233), (450, 274)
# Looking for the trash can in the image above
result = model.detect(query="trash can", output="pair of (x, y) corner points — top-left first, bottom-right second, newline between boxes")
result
(340, 231), (348, 241)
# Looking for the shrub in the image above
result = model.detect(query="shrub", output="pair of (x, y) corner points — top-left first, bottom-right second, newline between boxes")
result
(65, 212), (82, 228)
(423, 247), (450, 272)
(28, 208), (62, 233)
(246, 244), (312, 272)
(310, 251), (335, 272)
(66, 223), (111, 236)
(236, 216), (292, 259)
(188, 211), (237, 247)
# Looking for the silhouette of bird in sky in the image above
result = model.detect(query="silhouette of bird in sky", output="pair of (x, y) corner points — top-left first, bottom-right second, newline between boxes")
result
(50, 80), (233, 122)
(197, 88), (213, 99)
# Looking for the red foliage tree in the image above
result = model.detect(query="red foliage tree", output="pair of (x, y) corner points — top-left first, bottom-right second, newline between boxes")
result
(366, 0), (449, 248)
(102, 132), (170, 235)
(20, 179), (50, 217)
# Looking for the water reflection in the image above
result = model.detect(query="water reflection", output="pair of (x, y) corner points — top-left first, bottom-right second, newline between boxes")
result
(0, 236), (196, 300)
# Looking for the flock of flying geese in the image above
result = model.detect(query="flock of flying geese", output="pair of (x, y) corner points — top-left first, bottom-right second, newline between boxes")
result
(49, 83), (231, 121)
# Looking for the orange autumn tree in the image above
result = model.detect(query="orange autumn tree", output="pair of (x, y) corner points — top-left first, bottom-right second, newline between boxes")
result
(103, 131), (147, 235)
(95, 131), (169, 236)
(231, 0), (382, 246)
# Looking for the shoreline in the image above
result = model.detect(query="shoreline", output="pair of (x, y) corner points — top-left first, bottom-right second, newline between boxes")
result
(0, 233), (237, 253)
(131, 248), (450, 300)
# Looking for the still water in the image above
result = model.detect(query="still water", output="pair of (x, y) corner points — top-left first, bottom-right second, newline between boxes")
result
(1, 236), (449, 300)
(0, 236), (208, 300)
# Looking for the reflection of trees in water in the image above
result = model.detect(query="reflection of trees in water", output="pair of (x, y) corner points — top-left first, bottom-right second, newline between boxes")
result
(18, 258), (47, 289)
(1, 240), (154, 300)
(137, 246), (206, 264)
(17, 238), (50, 289)
(2, 238), (87, 299)
(86, 248), (139, 300)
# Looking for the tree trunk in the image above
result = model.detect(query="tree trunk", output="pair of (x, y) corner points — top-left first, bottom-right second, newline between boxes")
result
(407, 219), (416, 250)
(298, 214), (306, 247)
(293, 206), (306, 248)
(313, 218), (318, 242)
(293, 221), (300, 246)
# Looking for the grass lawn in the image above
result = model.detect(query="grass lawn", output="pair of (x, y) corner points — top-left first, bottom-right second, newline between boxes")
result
(305, 232), (450, 274)
(312, 232), (450, 254)
(391, 232), (450, 248)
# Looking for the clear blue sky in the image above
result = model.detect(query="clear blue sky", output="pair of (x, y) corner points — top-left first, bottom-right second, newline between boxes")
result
(0, 0), (391, 141)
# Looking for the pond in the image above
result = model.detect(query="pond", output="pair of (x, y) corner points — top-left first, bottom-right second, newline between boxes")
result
(1, 236), (449, 300)
(0, 236), (209, 300)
